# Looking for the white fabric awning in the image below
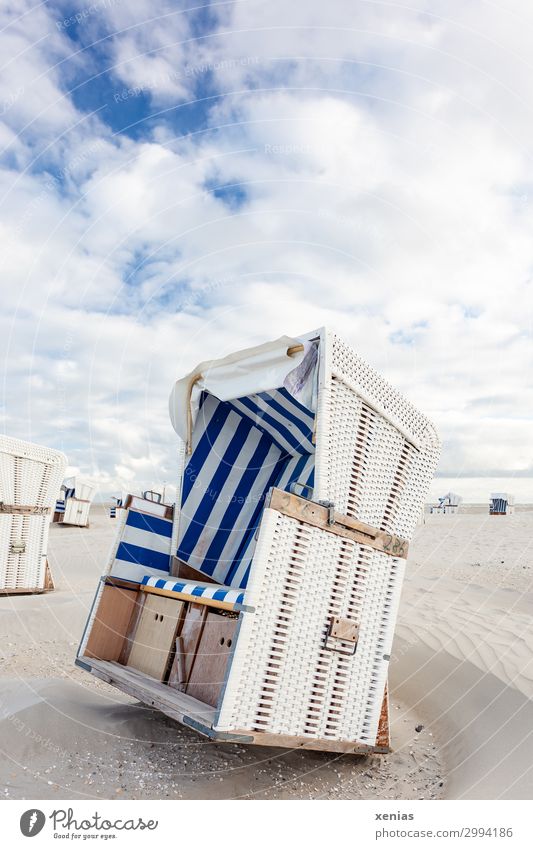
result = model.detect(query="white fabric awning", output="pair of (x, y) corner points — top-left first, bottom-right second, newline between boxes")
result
(169, 335), (311, 446)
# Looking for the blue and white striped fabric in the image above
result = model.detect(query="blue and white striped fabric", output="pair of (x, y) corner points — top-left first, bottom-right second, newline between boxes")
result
(227, 388), (315, 455)
(176, 387), (315, 589)
(111, 508), (173, 580)
(490, 498), (508, 514)
(141, 575), (248, 611)
(56, 485), (75, 513)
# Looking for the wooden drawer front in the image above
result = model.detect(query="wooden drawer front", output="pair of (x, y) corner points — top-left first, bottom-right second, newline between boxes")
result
(85, 584), (138, 662)
(185, 611), (238, 708)
(127, 594), (184, 681)
(168, 602), (206, 691)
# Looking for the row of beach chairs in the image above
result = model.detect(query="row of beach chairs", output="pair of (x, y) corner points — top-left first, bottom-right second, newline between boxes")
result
(1, 329), (520, 752)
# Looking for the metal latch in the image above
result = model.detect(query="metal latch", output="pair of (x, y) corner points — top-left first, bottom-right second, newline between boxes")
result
(317, 499), (335, 525)
(323, 616), (359, 656)
(11, 540), (26, 554)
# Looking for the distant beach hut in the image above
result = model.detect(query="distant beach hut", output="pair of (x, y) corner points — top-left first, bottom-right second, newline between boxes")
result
(109, 495), (124, 519)
(77, 328), (440, 755)
(54, 476), (97, 527)
(489, 492), (515, 515)
(0, 436), (66, 593)
(430, 491), (462, 515)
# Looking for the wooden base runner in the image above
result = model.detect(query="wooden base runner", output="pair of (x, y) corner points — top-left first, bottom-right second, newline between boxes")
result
(0, 559), (55, 595)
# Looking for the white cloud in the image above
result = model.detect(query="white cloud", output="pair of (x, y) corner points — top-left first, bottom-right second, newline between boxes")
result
(0, 1), (532, 498)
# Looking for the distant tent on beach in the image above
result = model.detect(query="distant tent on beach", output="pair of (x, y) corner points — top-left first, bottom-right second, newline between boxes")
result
(489, 492), (515, 515)
(54, 476), (97, 527)
(0, 436), (66, 593)
(430, 491), (462, 515)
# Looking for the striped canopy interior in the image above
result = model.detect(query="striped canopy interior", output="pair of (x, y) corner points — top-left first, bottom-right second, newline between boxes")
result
(176, 385), (316, 589)
(490, 497), (508, 513)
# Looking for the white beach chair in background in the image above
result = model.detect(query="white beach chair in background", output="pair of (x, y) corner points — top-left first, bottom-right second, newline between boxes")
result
(430, 491), (462, 514)
(0, 436), (66, 593)
(489, 492), (515, 515)
(109, 493), (127, 519)
(54, 476), (97, 527)
(77, 328), (440, 754)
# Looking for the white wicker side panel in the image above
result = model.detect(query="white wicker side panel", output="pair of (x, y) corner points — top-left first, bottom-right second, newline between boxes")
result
(315, 333), (440, 541)
(63, 498), (91, 526)
(0, 437), (66, 508)
(0, 514), (49, 589)
(215, 507), (404, 746)
(0, 438), (66, 590)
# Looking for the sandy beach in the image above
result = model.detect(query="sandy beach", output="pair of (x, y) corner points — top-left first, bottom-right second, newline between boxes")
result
(0, 506), (531, 800)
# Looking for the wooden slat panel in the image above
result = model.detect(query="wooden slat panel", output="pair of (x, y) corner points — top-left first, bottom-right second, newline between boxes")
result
(185, 611), (238, 707)
(85, 584), (138, 662)
(86, 658), (217, 726)
(140, 583), (239, 612)
(127, 594), (184, 681)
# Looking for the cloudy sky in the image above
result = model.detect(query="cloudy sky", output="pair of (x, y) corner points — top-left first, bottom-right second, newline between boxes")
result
(1, 0), (532, 501)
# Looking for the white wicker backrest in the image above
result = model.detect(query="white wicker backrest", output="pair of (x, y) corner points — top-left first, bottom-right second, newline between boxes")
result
(314, 331), (440, 539)
(0, 436), (67, 508)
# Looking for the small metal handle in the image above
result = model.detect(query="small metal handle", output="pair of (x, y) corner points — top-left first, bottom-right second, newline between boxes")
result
(289, 481), (314, 499)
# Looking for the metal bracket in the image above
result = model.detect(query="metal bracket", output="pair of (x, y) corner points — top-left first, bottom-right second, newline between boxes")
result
(289, 481), (314, 500)
(323, 616), (359, 657)
(317, 499), (335, 525)
(268, 487), (409, 559)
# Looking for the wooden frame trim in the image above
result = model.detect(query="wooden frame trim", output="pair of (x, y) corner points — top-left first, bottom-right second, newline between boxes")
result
(77, 658), (390, 754)
(0, 503), (51, 515)
(139, 582), (254, 613)
(268, 488), (409, 559)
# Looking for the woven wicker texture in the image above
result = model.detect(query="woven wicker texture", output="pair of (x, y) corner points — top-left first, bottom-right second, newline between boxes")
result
(216, 330), (439, 746)
(215, 508), (404, 744)
(0, 436), (66, 589)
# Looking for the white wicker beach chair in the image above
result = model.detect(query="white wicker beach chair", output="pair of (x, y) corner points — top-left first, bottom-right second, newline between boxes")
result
(77, 328), (440, 753)
(54, 476), (97, 527)
(430, 491), (462, 514)
(0, 436), (66, 593)
(109, 496), (125, 519)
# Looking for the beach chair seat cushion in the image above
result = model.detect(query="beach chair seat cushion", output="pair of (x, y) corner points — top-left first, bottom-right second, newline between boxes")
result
(141, 575), (247, 611)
